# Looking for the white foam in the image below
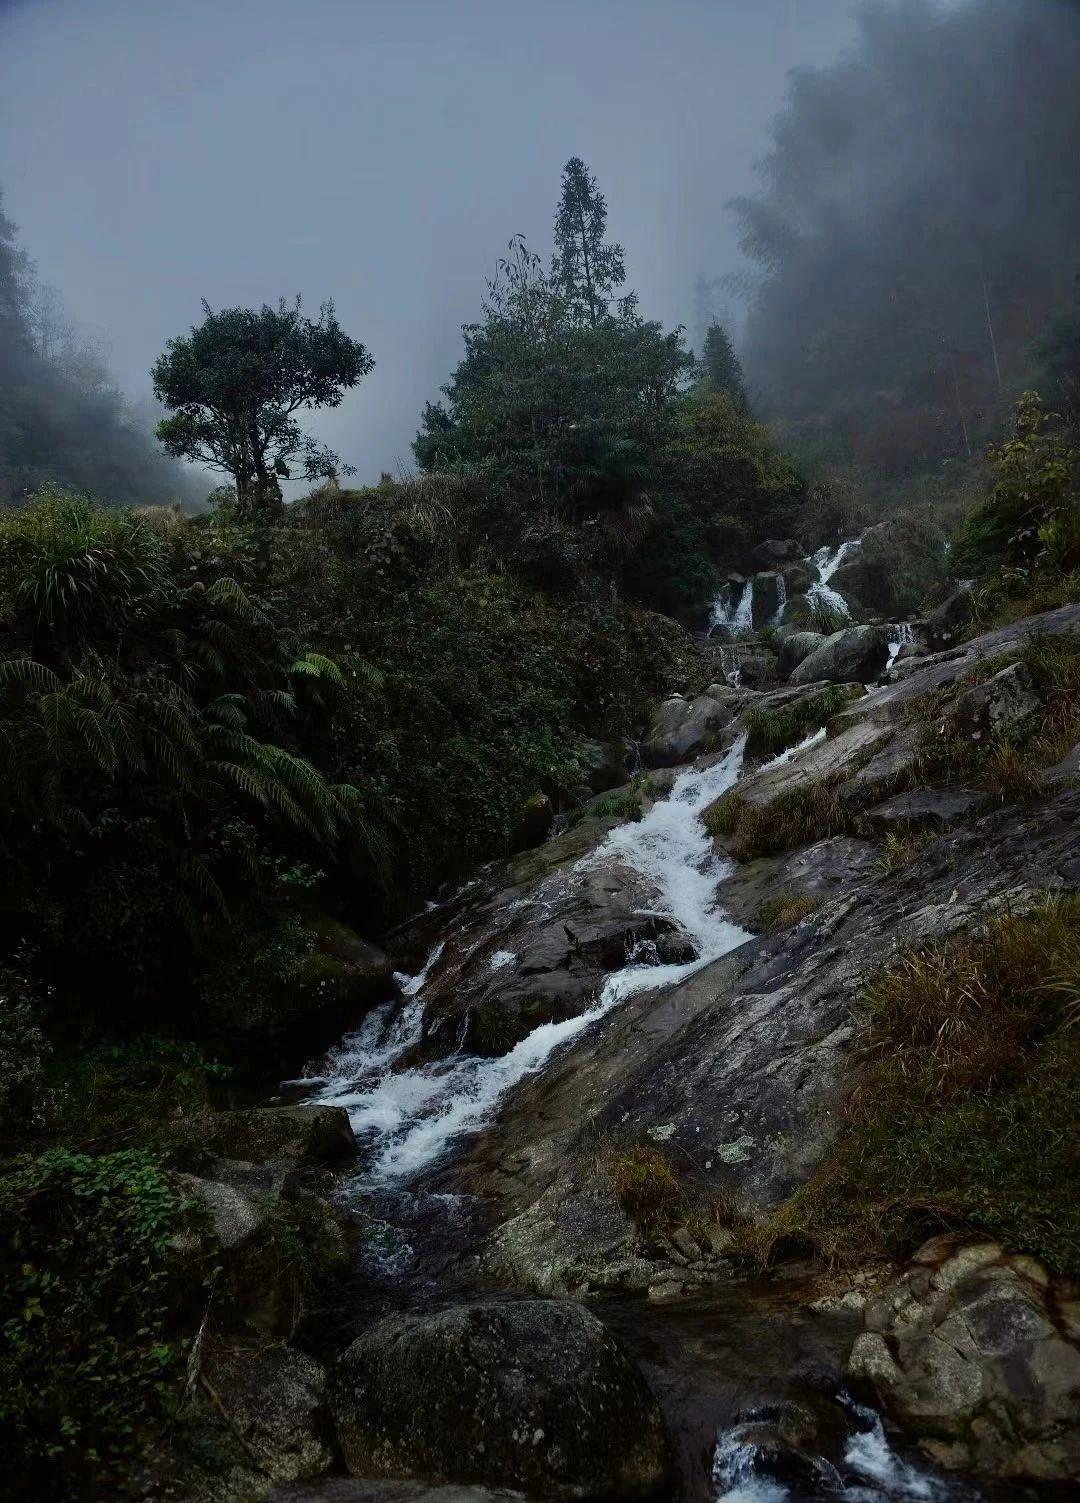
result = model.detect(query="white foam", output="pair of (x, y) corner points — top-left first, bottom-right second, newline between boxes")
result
(805, 538), (861, 619)
(488, 949), (516, 971)
(886, 622), (915, 672)
(711, 578), (755, 637)
(314, 738), (750, 1185)
(771, 573), (788, 626)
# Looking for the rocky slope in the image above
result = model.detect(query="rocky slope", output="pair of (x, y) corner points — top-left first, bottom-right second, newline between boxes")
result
(172, 600), (1080, 1503)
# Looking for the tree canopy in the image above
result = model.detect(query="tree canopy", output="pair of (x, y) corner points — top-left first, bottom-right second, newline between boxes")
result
(153, 297), (373, 520)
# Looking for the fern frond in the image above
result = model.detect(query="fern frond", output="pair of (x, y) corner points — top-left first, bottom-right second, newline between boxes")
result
(0, 657), (62, 694)
(73, 707), (119, 773)
(206, 576), (265, 622)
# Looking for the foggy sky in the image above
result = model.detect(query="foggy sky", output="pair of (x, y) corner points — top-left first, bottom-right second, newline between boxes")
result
(0, 0), (861, 490)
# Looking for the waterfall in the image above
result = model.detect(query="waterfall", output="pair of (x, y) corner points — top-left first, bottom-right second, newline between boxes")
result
(709, 578), (754, 637)
(886, 621), (915, 672)
(804, 539), (860, 619)
(770, 573), (787, 626)
(311, 737), (751, 1185)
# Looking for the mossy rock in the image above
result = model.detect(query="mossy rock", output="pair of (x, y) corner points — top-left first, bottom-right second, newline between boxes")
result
(189, 1105), (357, 1166)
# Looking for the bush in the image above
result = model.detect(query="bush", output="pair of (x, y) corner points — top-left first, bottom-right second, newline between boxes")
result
(0, 1149), (201, 1499)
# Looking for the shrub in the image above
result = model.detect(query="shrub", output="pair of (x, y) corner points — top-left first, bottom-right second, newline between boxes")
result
(0, 1149), (201, 1499)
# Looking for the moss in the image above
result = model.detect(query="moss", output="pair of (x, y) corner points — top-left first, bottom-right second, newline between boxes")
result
(755, 893), (822, 933)
(736, 897), (1080, 1277)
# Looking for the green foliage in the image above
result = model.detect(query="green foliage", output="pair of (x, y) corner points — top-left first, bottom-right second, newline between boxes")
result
(743, 684), (854, 758)
(955, 393), (1080, 577)
(607, 1144), (687, 1235)
(0, 1148), (198, 1498)
(0, 955), (51, 1136)
(0, 188), (198, 510)
(590, 787), (644, 822)
(744, 899), (1080, 1275)
(704, 780), (852, 862)
(700, 321), (746, 407)
(551, 156), (629, 327)
(153, 297), (373, 520)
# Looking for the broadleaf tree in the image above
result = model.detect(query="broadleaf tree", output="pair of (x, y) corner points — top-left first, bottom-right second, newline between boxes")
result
(152, 297), (373, 520)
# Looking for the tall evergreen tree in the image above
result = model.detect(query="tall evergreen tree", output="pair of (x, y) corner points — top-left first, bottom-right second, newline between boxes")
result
(701, 321), (747, 407)
(551, 158), (628, 326)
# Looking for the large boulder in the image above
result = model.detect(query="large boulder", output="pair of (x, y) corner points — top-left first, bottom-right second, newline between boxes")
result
(191, 1105), (357, 1167)
(576, 738), (635, 795)
(948, 661), (1040, 742)
(641, 693), (735, 768)
(752, 573), (784, 630)
(329, 1300), (672, 1501)
(925, 588), (975, 652)
(789, 626), (889, 686)
(752, 539), (804, 566)
(204, 1343), (336, 1486)
(848, 1240), (1080, 1481)
(778, 631), (826, 674)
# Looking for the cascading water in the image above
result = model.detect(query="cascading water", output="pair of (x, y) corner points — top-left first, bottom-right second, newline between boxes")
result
(312, 735), (751, 1185)
(805, 540), (860, 620)
(710, 579), (755, 638)
(771, 573), (788, 626)
(711, 1394), (967, 1503)
(885, 622), (915, 672)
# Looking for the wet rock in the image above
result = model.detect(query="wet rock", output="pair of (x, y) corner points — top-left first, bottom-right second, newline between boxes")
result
(948, 661), (1041, 741)
(862, 789), (982, 834)
(777, 631), (826, 674)
(190, 1105), (357, 1167)
(641, 694), (736, 768)
(329, 1300), (672, 1501)
(848, 1241), (1080, 1481)
(418, 854), (698, 1057)
(204, 1343), (336, 1485)
(717, 837), (878, 931)
(752, 573), (784, 630)
(924, 588), (975, 652)
(752, 539), (805, 566)
(789, 627), (889, 687)
(739, 652), (782, 689)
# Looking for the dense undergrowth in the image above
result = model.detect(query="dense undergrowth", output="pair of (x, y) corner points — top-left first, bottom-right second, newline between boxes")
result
(740, 897), (1080, 1277)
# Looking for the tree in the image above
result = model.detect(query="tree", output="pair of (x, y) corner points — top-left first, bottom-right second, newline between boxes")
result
(552, 158), (629, 326)
(700, 321), (747, 407)
(152, 298), (373, 520)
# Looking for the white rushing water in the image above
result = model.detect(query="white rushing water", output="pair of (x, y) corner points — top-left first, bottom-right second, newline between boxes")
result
(805, 539), (860, 620)
(770, 573), (788, 626)
(712, 1397), (956, 1503)
(885, 622), (915, 672)
(710, 578), (755, 637)
(312, 735), (750, 1185)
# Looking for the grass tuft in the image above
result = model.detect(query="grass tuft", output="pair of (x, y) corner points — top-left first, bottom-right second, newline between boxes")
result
(755, 892), (822, 933)
(704, 780), (852, 862)
(735, 895), (1080, 1276)
(743, 685), (856, 759)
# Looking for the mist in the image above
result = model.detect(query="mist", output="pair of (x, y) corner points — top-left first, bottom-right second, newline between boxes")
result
(0, 0), (861, 495)
(730, 0), (1080, 484)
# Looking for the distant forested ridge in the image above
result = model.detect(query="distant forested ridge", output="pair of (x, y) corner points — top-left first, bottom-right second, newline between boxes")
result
(0, 191), (199, 509)
(731, 0), (1080, 483)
